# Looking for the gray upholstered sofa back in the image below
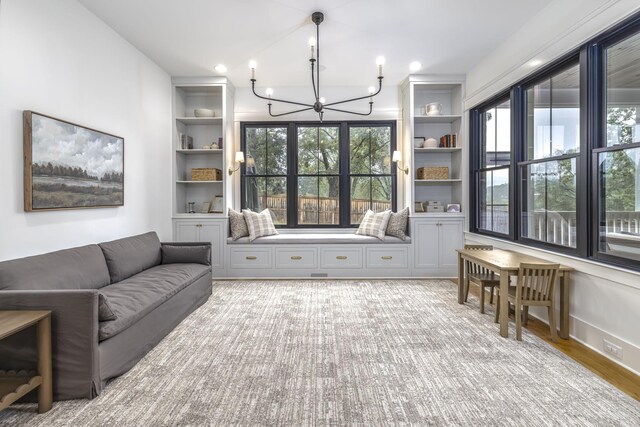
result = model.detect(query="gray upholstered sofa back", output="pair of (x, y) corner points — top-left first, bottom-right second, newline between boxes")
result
(0, 245), (111, 290)
(98, 232), (162, 283)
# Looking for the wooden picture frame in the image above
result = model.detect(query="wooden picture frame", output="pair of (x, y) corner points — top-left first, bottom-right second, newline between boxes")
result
(446, 203), (461, 213)
(23, 111), (124, 211)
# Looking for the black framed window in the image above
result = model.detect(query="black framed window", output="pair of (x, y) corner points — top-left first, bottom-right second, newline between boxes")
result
(241, 121), (396, 227)
(520, 63), (580, 249)
(470, 11), (640, 272)
(595, 30), (640, 265)
(477, 98), (511, 235)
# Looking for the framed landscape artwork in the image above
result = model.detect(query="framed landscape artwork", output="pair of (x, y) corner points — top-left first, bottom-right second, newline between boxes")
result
(23, 111), (124, 211)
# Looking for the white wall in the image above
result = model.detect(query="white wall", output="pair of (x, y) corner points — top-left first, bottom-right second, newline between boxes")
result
(464, 0), (640, 373)
(0, 0), (172, 260)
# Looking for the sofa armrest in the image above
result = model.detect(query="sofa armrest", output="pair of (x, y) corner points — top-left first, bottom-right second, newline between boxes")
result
(161, 242), (212, 266)
(0, 289), (101, 400)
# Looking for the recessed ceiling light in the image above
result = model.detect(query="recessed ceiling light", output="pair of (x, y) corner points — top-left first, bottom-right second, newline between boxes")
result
(409, 61), (422, 72)
(214, 64), (227, 73)
(529, 59), (543, 67)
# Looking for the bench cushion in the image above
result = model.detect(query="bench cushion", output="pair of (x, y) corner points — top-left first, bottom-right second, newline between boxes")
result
(98, 263), (210, 341)
(0, 244), (110, 290)
(99, 232), (162, 283)
(227, 233), (410, 245)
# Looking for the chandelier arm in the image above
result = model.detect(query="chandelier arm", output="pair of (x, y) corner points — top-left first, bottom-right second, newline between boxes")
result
(323, 77), (383, 108)
(316, 19), (320, 101)
(268, 104), (314, 117)
(252, 80), (313, 108)
(323, 103), (373, 116)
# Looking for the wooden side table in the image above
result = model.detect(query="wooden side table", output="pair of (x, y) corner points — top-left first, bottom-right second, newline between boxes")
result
(0, 310), (52, 413)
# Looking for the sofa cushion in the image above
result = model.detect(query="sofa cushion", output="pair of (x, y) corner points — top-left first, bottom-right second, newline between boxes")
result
(228, 208), (249, 240)
(0, 244), (110, 290)
(98, 263), (210, 341)
(161, 244), (211, 265)
(386, 207), (409, 240)
(356, 210), (392, 240)
(243, 209), (278, 241)
(99, 232), (162, 283)
(98, 293), (117, 321)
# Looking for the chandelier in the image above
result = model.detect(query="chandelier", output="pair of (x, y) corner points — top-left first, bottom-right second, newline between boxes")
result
(249, 11), (385, 121)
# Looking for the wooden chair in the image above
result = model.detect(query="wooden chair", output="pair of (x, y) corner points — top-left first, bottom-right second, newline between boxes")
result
(464, 244), (500, 314)
(495, 262), (560, 341)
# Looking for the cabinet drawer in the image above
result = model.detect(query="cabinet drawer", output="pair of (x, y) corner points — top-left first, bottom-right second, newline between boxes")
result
(275, 248), (317, 269)
(320, 248), (363, 269)
(365, 247), (408, 269)
(229, 248), (272, 269)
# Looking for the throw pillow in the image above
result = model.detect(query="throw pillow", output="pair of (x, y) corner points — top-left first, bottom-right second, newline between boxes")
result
(161, 244), (211, 266)
(386, 207), (409, 240)
(355, 210), (392, 240)
(242, 209), (279, 242)
(98, 293), (117, 322)
(228, 208), (249, 240)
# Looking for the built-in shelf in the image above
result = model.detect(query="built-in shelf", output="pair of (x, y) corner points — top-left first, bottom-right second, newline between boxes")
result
(411, 212), (465, 217)
(176, 117), (223, 125)
(176, 180), (223, 184)
(415, 179), (462, 184)
(414, 147), (462, 153)
(176, 149), (223, 154)
(173, 213), (225, 219)
(414, 115), (462, 124)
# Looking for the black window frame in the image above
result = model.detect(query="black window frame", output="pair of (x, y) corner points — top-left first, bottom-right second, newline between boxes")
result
(240, 120), (397, 228)
(470, 10), (640, 272)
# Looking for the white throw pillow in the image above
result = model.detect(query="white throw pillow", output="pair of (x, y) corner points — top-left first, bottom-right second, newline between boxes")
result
(242, 209), (278, 242)
(355, 209), (392, 240)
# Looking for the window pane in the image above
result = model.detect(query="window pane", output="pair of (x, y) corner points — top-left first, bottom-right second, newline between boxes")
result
(350, 177), (370, 224)
(267, 128), (287, 175)
(243, 176), (287, 225)
(521, 159), (577, 247)
(598, 148), (640, 260)
(606, 32), (640, 147)
(526, 64), (580, 159)
(245, 128), (266, 175)
(481, 100), (511, 168)
(371, 176), (392, 211)
(478, 168), (509, 234)
(349, 126), (391, 174)
(298, 126), (339, 175)
(298, 176), (339, 225)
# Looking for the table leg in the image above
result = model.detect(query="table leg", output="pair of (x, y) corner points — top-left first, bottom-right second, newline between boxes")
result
(36, 315), (52, 413)
(457, 253), (465, 304)
(559, 272), (571, 340)
(499, 271), (509, 338)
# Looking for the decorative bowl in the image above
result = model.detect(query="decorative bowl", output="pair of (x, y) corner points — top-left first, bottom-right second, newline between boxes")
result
(194, 108), (215, 117)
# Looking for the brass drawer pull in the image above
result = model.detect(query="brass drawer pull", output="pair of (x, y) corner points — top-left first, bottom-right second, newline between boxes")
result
(245, 256), (257, 260)
(336, 255), (348, 260)
(381, 255), (393, 260)
(291, 256), (302, 260)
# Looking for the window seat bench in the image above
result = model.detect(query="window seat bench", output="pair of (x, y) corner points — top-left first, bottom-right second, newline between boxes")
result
(227, 233), (411, 245)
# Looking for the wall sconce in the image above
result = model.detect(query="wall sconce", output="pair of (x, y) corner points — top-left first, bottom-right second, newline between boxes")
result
(228, 151), (245, 175)
(392, 150), (409, 175)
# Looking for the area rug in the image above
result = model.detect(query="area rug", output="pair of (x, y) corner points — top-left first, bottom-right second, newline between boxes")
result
(2, 280), (639, 426)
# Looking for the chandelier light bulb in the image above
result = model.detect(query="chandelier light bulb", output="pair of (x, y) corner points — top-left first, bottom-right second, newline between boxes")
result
(308, 37), (316, 47)
(409, 61), (422, 72)
(319, 97), (326, 104)
(368, 86), (376, 95)
(249, 60), (257, 79)
(376, 56), (385, 77)
(266, 88), (274, 98)
(214, 64), (227, 73)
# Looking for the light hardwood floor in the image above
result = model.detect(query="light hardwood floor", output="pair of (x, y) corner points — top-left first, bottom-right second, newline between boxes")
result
(466, 284), (640, 401)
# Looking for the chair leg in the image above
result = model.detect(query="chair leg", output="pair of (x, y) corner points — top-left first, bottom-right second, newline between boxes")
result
(494, 294), (500, 323)
(523, 306), (529, 326)
(515, 303), (522, 341)
(548, 306), (559, 342)
(480, 285), (486, 314)
(464, 277), (470, 302)
(489, 287), (494, 305)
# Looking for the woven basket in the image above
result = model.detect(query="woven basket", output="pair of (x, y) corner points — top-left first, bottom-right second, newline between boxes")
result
(191, 168), (221, 181)
(417, 166), (449, 180)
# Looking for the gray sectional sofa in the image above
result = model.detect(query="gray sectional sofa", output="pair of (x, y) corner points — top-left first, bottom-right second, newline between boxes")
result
(0, 232), (212, 400)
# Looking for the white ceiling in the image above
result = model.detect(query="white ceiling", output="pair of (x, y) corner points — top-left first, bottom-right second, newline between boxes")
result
(78, 0), (553, 88)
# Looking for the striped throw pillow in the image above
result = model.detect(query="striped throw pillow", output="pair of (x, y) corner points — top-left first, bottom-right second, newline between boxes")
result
(242, 209), (278, 242)
(355, 210), (392, 240)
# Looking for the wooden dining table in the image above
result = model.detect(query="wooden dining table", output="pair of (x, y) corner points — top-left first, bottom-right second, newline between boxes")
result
(456, 248), (574, 339)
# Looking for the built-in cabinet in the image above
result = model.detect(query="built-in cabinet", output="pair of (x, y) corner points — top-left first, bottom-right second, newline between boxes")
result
(411, 218), (463, 275)
(174, 220), (225, 271)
